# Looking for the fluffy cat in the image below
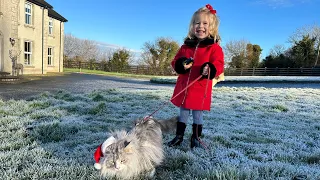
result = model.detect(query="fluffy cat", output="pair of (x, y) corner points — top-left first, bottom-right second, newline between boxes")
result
(94, 116), (178, 179)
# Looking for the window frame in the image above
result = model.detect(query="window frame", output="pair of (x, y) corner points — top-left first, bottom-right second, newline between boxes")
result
(25, 2), (32, 25)
(48, 47), (53, 66)
(49, 18), (53, 35)
(24, 41), (32, 65)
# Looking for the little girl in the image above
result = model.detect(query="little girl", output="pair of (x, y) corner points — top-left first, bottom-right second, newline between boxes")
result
(168, 4), (224, 148)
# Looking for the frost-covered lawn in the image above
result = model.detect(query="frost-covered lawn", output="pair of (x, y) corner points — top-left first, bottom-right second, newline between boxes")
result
(0, 87), (320, 179)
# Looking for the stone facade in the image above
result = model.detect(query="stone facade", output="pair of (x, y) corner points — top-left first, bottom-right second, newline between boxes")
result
(0, 0), (67, 75)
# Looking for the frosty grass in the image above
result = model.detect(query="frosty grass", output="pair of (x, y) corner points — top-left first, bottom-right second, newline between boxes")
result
(0, 85), (319, 179)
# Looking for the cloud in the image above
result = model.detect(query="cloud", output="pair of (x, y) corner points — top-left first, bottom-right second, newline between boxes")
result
(96, 42), (123, 50)
(96, 41), (142, 53)
(253, 0), (310, 8)
(96, 41), (143, 65)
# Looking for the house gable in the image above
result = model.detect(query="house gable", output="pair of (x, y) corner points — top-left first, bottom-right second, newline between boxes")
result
(27, 0), (67, 22)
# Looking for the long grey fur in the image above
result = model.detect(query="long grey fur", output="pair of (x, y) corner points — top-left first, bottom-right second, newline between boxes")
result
(98, 116), (178, 179)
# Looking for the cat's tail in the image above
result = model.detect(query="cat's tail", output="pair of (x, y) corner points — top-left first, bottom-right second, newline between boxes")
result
(156, 116), (179, 134)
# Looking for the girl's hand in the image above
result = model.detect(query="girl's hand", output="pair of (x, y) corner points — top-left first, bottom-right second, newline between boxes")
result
(184, 63), (193, 70)
(183, 58), (194, 70)
(202, 64), (209, 75)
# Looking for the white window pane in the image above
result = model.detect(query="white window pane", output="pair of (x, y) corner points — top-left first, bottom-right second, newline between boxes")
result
(25, 3), (31, 24)
(24, 42), (32, 65)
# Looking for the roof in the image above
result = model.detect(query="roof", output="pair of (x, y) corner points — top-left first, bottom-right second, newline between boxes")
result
(48, 9), (68, 22)
(27, 0), (53, 9)
(27, 0), (68, 22)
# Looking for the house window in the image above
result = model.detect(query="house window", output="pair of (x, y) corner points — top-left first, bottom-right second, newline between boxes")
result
(48, 47), (53, 65)
(24, 41), (32, 65)
(49, 18), (53, 35)
(25, 2), (32, 25)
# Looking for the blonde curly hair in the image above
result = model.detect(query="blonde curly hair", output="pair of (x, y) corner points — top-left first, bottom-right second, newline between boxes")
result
(187, 5), (220, 41)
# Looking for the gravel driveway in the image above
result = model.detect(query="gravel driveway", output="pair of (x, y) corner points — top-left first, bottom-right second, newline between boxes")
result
(1, 73), (319, 101)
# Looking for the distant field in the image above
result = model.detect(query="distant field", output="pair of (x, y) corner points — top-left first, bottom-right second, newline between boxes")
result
(151, 76), (320, 84)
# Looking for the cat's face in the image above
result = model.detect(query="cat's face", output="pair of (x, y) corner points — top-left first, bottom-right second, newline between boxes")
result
(102, 140), (133, 171)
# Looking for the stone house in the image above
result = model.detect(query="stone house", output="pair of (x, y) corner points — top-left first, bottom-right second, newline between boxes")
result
(0, 0), (67, 75)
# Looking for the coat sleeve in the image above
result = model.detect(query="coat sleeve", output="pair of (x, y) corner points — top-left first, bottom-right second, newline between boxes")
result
(210, 44), (224, 77)
(171, 45), (189, 74)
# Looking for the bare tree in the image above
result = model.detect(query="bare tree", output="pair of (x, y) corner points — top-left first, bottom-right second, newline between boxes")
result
(64, 33), (80, 58)
(78, 39), (99, 61)
(269, 44), (287, 57)
(103, 48), (116, 61)
(224, 39), (250, 60)
(64, 33), (101, 62)
(288, 24), (320, 66)
(224, 39), (250, 67)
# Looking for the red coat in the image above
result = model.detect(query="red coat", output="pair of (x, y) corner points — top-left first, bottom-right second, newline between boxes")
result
(171, 38), (224, 111)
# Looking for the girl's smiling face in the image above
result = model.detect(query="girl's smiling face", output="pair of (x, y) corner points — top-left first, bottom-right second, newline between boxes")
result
(193, 13), (210, 40)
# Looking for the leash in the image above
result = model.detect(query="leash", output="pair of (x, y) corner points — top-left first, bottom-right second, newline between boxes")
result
(195, 67), (210, 151)
(144, 41), (211, 150)
(144, 43), (201, 122)
(144, 66), (212, 149)
(144, 67), (211, 151)
(143, 74), (203, 121)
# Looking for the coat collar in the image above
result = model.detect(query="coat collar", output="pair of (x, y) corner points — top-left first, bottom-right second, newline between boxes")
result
(184, 37), (217, 47)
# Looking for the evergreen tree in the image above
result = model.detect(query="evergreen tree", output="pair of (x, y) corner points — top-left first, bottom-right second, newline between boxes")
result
(291, 35), (316, 67)
(229, 52), (246, 68)
(109, 49), (131, 72)
(142, 37), (179, 75)
(251, 45), (263, 67)
(246, 44), (262, 68)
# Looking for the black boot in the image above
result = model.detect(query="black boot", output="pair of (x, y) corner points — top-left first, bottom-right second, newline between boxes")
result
(168, 122), (186, 146)
(191, 124), (203, 148)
